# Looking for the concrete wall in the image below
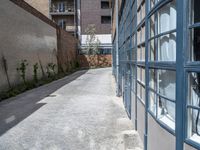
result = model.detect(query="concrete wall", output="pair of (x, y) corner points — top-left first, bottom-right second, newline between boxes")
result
(0, 0), (57, 91)
(148, 115), (176, 150)
(131, 91), (136, 129)
(137, 101), (145, 144)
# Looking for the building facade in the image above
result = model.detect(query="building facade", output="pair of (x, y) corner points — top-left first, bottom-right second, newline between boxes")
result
(80, 0), (112, 54)
(112, 0), (200, 150)
(25, 0), (79, 36)
(25, 0), (112, 54)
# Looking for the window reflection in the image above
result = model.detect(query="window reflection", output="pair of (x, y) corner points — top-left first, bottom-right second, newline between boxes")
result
(188, 72), (200, 143)
(190, 28), (200, 61)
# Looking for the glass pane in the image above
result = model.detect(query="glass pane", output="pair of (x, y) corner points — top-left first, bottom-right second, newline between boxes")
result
(187, 108), (200, 143)
(149, 91), (156, 114)
(190, 28), (200, 61)
(158, 33), (176, 61)
(137, 47), (141, 61)
(188, 72), (200, 105)
(141, 26), (145, 43)
(150, 0), (161, 10)
(149, 39), (156, 61)
(132, 49), (136, 61)
(141, 46), (145, 61)
(137, 82), (141, 98)
(158, 1), (176, 34)
(187, 73), (200, 143)
(150, 14), (155, 38)
(149, 69), (156, 90)
(158, 97), (175, 130)
(158, 70), (176, 100)
(190, 0), (200, 24)
(141, 67), (145, 84)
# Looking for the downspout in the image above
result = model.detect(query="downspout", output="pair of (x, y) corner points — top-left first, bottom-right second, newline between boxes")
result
(116, 0), (120, 97)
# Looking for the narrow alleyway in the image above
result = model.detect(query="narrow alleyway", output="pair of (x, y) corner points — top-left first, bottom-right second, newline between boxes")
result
(0, 68), (142, 150)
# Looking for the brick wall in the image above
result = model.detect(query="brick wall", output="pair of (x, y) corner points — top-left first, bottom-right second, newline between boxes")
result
(78, 55), (112, 68)
(81, 0), (111, 34)
(57, 28), (78, 72)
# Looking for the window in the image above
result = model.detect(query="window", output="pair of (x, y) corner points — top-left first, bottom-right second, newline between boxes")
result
(187, 72), (200, 144)
(101, 1), (110, 9)
(150, 0), (161, 10)
(58, 2), (65, 12)
(99, 48), (111, 54)
(149, 69), (176, 130)
(101, 16), (111, 24)
(137, 66), (145, 103)
(148, 0), (176, 61)
(58, 19), (66, 29)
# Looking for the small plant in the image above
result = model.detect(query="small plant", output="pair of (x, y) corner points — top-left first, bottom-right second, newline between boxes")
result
(46, 63), (56, 78)
(75, 61), (80, 68)
(17, 59), (28, 84)
(33, 63), (39, 83)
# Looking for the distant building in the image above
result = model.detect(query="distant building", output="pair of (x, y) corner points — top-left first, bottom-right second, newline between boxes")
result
(80, 0), (112, 54)
(25, 0), (112, 54)
(25, 0), (78, 36)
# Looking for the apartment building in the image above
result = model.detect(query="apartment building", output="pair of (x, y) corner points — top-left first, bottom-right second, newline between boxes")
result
(80, 0), (112, 54)
(112, 0), (200, 150)
(25, 0), (78, 36)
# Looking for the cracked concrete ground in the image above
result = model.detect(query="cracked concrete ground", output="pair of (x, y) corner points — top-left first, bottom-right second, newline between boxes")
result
(0, 68), (142, 150)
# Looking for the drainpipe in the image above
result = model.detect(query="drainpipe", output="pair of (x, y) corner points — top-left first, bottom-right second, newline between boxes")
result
(115, 0), (120, 97)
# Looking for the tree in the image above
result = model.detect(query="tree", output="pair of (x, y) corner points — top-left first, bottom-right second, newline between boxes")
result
(85, 24), (101, 55)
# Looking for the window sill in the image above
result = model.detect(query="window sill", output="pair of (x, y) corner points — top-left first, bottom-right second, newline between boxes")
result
(190, 134), (200, 144)
(158, 114), (175, 130)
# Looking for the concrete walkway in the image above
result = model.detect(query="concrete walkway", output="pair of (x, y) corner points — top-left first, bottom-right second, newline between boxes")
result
(0, 68), (142, 150)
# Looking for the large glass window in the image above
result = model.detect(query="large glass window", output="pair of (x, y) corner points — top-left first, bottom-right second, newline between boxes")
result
(187, 72), (200, 144)
(148, 0), (176, 62)
(137, 66), (146, 103)
(189, 0), (200, 61)
(149, 69), (176, 130)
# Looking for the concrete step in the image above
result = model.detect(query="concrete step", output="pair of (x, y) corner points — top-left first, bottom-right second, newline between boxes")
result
(121, 130), (143, 150)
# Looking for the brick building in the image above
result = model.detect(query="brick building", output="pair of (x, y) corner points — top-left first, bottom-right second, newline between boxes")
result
(25, 0), (78, 36)
(25, 0), (112, 54)
(80, 0), (112, 54)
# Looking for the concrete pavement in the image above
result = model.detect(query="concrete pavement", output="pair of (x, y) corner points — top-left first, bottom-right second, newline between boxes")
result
(0, 68), (142, 150)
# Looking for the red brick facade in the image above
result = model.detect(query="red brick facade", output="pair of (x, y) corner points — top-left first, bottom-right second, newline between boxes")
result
(57, 28), (78, 72)
(78, 55), (112, 68)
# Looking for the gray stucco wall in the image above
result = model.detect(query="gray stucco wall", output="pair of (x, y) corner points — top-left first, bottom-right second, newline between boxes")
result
(137, 101), (145, 144)
(148, 115), (176, 150)
(0, 0), (57, 91)
(131, 91), (136, 129)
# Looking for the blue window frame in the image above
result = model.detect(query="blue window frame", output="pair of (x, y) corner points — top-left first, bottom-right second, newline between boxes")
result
(184, 0), (200, 148)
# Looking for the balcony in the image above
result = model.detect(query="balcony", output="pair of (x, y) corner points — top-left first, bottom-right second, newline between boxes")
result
(50, 3), (75, 15)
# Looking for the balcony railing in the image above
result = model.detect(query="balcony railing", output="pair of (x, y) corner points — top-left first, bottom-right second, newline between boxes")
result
(65, 26), (76, 32)
(50, 3), (74, 14)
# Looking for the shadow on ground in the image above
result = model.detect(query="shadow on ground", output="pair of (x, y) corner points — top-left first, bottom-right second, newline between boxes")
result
(0, 69), (88, 136)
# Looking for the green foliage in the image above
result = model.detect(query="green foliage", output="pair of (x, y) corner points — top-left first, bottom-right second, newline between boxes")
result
(33, 63), (39, 83)
(17, 59), (28, 84)
(46, 63), (56, 78)
(85, 24), (101, 55)
(75, 61), (80, 68)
